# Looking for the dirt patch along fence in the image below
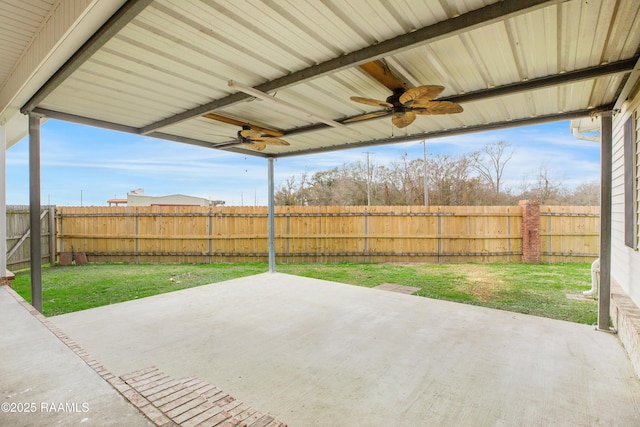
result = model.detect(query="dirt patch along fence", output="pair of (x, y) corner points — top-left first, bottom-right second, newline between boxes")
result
(53, 203), (599, 264)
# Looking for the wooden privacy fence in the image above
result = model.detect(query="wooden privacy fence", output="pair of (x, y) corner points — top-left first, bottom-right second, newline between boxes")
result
(540, 205), (601, 263)
(6, 205), (56, 270)
(54, 204), (600, 264)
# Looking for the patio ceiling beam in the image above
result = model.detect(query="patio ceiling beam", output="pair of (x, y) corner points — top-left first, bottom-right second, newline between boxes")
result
(21, 0), (154, 114)
(31, 107), (238, 151)
(274, 105), (615, 158)
(613, 55), (640, 111)
(285, 57), (638, 136)
(139, 0), (561, 134)
(440, 57), (639, 104)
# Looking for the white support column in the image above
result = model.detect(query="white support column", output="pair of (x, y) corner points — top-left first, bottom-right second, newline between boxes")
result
(0, 123), (7, 278)
(598, 111), (613, 331)
(267, 158), (276, 273)
(29, 113), (43, 312)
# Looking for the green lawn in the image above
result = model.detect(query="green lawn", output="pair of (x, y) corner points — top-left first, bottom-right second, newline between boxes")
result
(11, 262), (597, 324)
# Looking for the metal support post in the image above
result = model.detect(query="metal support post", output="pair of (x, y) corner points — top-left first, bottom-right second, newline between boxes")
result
(267, 158), (276, 273)
(29, 113), (43, 312)
(0, 124), (7, 277)
(598, 111), (613, 331)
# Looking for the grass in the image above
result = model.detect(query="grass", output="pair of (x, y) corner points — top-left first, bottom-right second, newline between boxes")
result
(11, 262), (597, 324)
(12, 263), (267, 316)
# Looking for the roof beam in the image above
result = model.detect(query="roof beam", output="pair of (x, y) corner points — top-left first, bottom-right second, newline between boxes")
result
(21, 0), (154, 114)
(613, 55), (640, 111)
(31, 108), (140, 134)
(35, 52), (633, 159)
(285, 57), (638, 136)
(140, 0), (561, 134)
(274, 105), (615, 158)
(31, 107), (235, 150)
(443, 57), (639, 104)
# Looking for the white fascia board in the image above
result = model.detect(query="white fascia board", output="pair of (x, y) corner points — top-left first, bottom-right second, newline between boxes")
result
(0, 0), (125, 137)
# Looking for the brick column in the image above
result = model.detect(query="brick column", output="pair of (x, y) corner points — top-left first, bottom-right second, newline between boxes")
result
(1, 270), (15, 287)
(520, 200), (540, 263)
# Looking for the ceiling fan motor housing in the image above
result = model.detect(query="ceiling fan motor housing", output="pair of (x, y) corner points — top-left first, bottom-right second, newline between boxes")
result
(387, 89), (406, 114)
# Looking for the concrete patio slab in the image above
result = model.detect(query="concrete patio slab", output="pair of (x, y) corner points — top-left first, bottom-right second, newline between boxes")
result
(0, 286), (152, 427)
(51, 272), (640, 426)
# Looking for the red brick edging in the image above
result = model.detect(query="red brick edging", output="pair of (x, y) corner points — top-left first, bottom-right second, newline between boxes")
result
(1, 285), (286, 427)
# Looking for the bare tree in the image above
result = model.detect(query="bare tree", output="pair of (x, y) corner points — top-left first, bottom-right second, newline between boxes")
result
(565, 182), (600, 205)
(427, 154), (487, 205)
(470, 141), (514, 202)
(274, 141), (600, 207)
(519, 164), (565, 204)
(377, 154), (423, 205)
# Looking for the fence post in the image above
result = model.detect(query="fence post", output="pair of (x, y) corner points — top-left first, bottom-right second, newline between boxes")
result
(507, 214), (511, 263)
(285, 211), (290, 264)
(208, 209), (213, 264)
(437, 210), (441, 264)
(363, 209), (369, 263)
(134, 208), (139, 265)
(547, 211), (552, 263)
(519, 200), (541, 263)
(49, 206), (56, 265)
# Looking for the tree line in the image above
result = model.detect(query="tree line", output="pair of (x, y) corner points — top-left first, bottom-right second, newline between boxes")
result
(275, 141), (600, 206)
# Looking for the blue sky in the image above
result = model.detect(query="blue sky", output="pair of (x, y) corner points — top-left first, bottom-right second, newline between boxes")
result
(5, 119), (600, 206)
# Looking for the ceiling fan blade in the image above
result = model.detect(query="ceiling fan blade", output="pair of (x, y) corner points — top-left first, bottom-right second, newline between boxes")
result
(246, 141), (267, 151)
(261, 137), (290, 146)
(203, 113), (284, 137)
(413, 101), (464, 115)
(350, 96), (393, 108)
(392, 111), (416, 128)
(358, 60), (407, 91)
(399, 85), (445, 105)
(240, 129), (262, 139)
(342, 111), (390, 123)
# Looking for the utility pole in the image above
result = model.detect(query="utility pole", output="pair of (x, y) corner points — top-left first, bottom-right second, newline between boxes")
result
(364, 152), (373, 206)
(423, 140), (429, 206)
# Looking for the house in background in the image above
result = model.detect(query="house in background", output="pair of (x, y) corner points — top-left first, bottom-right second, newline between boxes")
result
(107, 188), (225, 207)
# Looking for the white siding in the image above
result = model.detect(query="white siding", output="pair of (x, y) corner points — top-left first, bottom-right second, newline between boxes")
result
(127, 194), (210, 206)
(612, 90), (640, 306)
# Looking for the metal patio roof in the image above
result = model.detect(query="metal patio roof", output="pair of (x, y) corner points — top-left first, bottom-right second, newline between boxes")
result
(15, 0), (640, 157)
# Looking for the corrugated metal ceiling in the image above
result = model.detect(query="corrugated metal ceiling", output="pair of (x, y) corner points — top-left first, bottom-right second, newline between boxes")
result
(23, 0), (640, 157)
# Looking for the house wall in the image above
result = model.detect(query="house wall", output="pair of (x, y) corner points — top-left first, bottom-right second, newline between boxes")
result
(611, 90), (640, 307)
(127, 194), (209, 206)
